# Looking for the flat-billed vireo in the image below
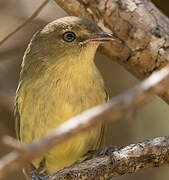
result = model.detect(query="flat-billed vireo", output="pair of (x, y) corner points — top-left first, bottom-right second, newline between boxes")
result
(15, 16), (115, 179)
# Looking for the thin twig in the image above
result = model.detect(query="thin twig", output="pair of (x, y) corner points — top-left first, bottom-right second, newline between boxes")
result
(0, 0), (50, 46)
(2, 136), (26, 153)
(0, 65), (169, 179)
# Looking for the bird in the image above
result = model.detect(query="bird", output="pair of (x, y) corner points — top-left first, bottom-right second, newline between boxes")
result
(14, 16), (115, 179)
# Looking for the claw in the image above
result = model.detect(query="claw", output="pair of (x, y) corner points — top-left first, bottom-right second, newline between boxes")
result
(30, 171), (47, 180)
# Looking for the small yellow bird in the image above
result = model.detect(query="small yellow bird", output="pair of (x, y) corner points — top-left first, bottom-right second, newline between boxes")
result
(15, 16), (115, 179)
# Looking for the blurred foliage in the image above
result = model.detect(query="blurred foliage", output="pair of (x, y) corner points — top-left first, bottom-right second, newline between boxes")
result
(0, 0), (169, 179)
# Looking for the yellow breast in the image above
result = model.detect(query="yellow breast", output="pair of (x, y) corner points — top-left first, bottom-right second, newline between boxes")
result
(16, 55), (106, 173)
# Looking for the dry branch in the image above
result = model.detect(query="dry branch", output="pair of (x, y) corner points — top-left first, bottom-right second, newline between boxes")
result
(48, 136), (169, 180)
(53, 0), (169, 104)
(0, 65), (169, 179)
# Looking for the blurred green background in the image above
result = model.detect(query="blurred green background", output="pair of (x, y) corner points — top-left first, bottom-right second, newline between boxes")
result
(0, 0), (168, 179)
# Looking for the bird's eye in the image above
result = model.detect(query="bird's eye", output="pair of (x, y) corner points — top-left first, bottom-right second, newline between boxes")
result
(62, 31), (76, 42)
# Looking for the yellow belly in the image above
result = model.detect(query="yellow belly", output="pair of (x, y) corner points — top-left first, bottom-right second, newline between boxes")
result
(44, 126), (101, 173)
(17, 86), (106, 174)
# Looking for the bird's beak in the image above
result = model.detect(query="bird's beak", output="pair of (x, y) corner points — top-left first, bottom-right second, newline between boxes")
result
(80, 32), (116, 45)
(89, 32), (116, 42)
(79, 32), (116, 45)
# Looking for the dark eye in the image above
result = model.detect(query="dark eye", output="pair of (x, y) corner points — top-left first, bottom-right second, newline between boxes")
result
(62, 31), (76, 42)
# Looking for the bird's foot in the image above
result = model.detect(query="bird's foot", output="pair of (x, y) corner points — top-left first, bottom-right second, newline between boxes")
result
(97, 146), (119, 156)
(80, 146), (119, 161)
(97, 146), (119, 167)
(30, 171), (47, 180)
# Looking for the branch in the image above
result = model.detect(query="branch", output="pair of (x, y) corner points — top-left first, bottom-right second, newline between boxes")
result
(0, 65), (169, 179)
(48, 136), (169, 180)
(53, 0), (169, 104)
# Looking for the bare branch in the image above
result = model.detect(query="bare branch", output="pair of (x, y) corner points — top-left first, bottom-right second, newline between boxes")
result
(48, 136), (169, 180)
(53, 0), (169, 104)
(0, 0), (50, 46)
(0, 65), (169, 179)
(2, 136), (26, 153)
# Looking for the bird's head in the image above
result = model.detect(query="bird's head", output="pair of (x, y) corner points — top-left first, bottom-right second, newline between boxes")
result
(22, 16), (116, 75)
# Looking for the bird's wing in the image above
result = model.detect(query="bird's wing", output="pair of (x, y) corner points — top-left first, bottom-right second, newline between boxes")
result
(14, 102), (21, 140)
(105, 88), (109, 102)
